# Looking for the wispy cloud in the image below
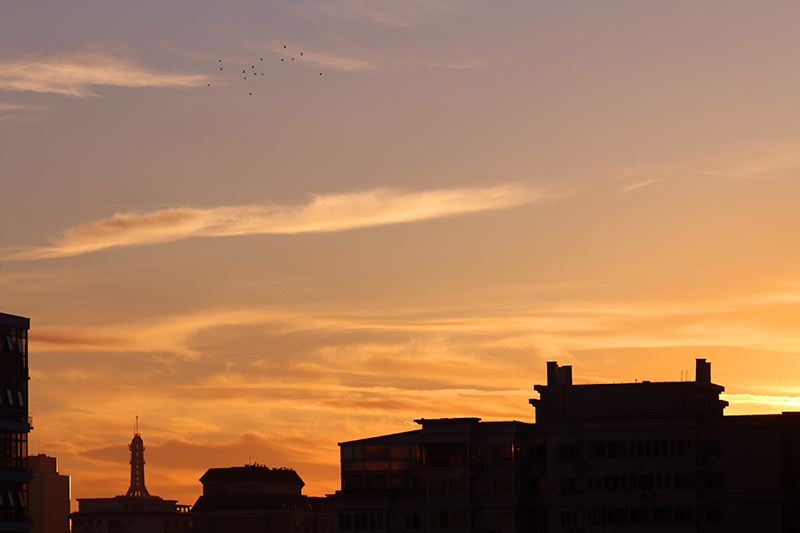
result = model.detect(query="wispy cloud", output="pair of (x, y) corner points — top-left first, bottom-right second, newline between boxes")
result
(8, 185), (552, 259)
(0, 103), (38, 110)
(305, 0), (463, 28)
(699, 143), (800, 179)
(301, 51), (377, 72)
(0, 46), (207, 97)
(618, 178), (663, 193)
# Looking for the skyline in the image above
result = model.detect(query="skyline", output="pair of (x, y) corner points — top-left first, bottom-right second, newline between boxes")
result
(4, 0), (800, 509)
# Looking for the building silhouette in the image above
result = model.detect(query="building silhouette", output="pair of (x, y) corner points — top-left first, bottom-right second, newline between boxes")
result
(0, 312), (32, 531)
(70, 430), (191, 533)
(332, 359), (800, 532)
(191, 464), (335, 533)
(27, 454), (70, 533)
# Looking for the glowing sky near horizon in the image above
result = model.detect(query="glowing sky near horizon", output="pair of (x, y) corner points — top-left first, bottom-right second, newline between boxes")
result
(4, 0), (800, 510)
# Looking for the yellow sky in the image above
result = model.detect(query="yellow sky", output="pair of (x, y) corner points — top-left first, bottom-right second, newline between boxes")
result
(3, 0), (800, 509)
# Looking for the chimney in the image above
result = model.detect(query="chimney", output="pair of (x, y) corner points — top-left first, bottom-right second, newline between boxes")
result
(546, 362), (573, 386)
(561, 365), (573, 386)
(695, 358), (711, 383)
(547, 361), (558, 386)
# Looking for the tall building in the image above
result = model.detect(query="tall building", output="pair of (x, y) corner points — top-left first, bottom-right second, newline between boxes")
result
(333, 359), (800, 532)
(28, 454), (70, 533)
(70, 430), (191, 533)
(531, 359), (800, 532)
(0, 312), (32, 532)
(191, 464), (336, 533)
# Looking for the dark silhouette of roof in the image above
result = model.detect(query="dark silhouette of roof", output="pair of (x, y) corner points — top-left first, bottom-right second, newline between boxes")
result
(200, 465), (304, 486)
(192, 493), (328, 513)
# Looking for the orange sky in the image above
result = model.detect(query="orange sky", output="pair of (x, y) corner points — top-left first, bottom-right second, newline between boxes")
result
(3, 0), (800, 510)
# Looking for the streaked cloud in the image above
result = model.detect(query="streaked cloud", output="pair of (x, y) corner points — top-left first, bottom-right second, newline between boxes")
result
(9, 185), (553, 259)
(0, 103), (34, 110)
(305, 0), (463, 28)
(0, 47), (207, 97)
(699, 143), (800, 179)
(300, 51), (377, 72)
(618, 178), (663, 193)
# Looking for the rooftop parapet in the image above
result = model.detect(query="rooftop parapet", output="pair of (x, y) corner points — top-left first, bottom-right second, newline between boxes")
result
(530, 359), (728, 423)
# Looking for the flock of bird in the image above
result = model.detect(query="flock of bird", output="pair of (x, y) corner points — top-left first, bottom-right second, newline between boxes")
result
(208, 44), (322, 95)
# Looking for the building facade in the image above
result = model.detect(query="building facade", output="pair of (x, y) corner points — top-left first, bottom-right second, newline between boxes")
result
(332, 418), (546, 533)
(28, 454), (70, 533)
(0, 312), (32, 532)
(191, 464), (336, 533)
(70, 431), (191, 533)
(333, 359), (800, 532)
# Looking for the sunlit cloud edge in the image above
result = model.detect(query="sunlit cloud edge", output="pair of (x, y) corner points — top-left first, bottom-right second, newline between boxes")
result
(0, 47), (207, 97)
(7, 185), (555, 260)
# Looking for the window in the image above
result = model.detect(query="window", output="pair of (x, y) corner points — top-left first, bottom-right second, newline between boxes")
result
(561, 511), (578, 527)
(560, 478), (578, 494)
(491, 444), (514, 463)
(558, 443), (577, 461)
(364, 445), (390, 461)
(391, 445), (409, 459)
(405, 514), (421, 530)
(706, 509), (722, 524)
(704, 441), (721, 457)
(652, 507), (672, 525)
(422, 443), (476, 465)
(493, 479), (513, 495)
(431, 477), (468, 495)
(587, 441), (606, 459)
(494, 512), (513, 529)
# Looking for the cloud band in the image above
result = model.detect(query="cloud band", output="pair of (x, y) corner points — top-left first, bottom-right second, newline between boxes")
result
(9, 185), (551, 259)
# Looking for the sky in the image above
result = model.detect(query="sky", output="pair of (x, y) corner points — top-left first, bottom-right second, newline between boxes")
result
(3, 0), (800, 509)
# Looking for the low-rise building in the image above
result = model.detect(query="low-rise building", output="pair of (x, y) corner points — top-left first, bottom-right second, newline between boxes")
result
(332, 417), (546, 533)
(191, 464), (335, 533)
(70, 430), (191, 533)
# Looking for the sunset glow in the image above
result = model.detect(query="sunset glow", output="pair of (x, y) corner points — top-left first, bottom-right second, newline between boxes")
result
(4, 0), (800, 511)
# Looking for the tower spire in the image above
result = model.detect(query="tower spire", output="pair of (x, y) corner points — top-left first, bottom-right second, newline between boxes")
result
(126, 420), (150, 497)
